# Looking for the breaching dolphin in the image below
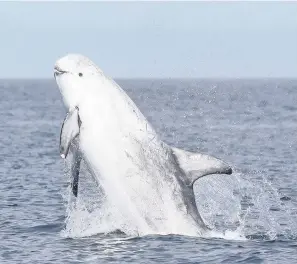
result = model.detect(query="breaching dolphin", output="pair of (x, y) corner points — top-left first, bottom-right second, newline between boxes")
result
(54, 54), (232, 235)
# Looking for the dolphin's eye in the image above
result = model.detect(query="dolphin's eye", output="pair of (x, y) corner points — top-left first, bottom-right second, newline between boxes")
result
(78, 73), (83, 77)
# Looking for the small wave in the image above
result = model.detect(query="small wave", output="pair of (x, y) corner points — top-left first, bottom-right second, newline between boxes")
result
(27, 222), (64, 234)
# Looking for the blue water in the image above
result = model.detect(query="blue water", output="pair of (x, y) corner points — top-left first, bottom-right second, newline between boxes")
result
(1, 79), (297, 263)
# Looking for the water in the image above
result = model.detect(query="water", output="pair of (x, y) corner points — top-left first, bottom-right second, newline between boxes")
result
(1, 78), (297, 263)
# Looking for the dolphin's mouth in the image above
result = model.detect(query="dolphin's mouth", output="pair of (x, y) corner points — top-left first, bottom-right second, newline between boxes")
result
(54, 66), (68, 76)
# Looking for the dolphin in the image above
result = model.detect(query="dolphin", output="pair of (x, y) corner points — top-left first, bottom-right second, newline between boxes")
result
(54, 54), (232, 235)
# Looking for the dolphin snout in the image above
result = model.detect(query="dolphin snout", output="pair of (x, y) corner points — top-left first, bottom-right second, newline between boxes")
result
(54, 66), (67, 76)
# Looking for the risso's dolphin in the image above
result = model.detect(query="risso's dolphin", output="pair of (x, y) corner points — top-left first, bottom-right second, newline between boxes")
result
(54, 54), (233, 236)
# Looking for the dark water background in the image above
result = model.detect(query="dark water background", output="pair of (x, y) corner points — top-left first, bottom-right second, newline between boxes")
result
(1, 78), (297, 263)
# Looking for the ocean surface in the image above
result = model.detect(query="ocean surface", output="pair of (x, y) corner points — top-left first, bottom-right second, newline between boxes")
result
(1, 78), (297, 263)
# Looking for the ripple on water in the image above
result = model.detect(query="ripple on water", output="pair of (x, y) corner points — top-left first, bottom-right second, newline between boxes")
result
(1, 79), (297, 263)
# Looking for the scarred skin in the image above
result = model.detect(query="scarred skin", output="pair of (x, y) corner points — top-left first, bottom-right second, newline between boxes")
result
(55, 54), (232, 236)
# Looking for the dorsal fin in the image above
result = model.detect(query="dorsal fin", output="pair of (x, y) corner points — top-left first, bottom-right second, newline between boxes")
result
(172, 147), (232, 187)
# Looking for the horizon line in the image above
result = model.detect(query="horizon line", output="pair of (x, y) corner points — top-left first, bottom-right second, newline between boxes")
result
(0, 76), (297, 81)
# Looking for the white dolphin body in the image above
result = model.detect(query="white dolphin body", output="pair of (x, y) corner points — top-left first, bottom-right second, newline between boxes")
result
(54, 54), (232, 236)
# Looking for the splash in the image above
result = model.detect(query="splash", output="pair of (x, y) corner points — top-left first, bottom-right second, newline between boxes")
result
(195, 171), (297, 241)
(60, 159), (296, 241)
(61, 160), (143, 238)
